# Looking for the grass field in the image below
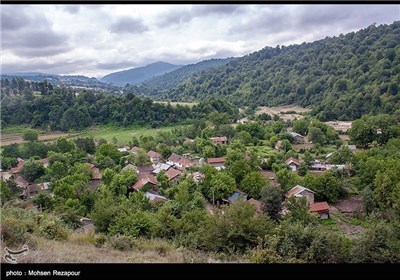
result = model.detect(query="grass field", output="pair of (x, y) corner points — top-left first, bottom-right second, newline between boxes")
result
(1, 124), (187, 147)
(77, 125), (186, 145)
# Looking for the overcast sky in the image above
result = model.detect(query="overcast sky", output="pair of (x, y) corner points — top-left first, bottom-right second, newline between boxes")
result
(1, 4), (399, 78)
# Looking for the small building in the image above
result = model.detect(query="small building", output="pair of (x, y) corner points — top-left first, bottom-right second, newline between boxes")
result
(284, 185), (315, 205)
(222, 191), (248, 204)
(176, 156), (193, 170)
(207, 157), (225, 170)
(144, 191), (167, 205)
(210, 136), (228, 145)
(310, 162), (328, 172)
(136, 165), (153, 175)
(11, 158), (25, 175)
(131, 173), (160, 192)
(39, 158), (49, 168)
(0, 171), (12, 181)
(120, 164), (137, 174)
(309, 201), (330, 219)
(152, 163), (172, 175)
(147, 150), (162, 164)
(88, 164), (102, 190)
(38, 182), (51, 191)
(248, 198), (262, 214)
(274, 140), (282, 150)
(117, 147), (128, 153)
(165, 168), (182, 183)
(285, 157), (300, 172)
(129, 146), (141, 155)
(167, 153), (181, 166)
(289, 132), (305, 144)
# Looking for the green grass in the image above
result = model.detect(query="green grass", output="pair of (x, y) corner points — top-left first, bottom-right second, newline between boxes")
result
(1, 125), (34, 134)
(247, 145), (277, 157)
(78, 125), (186, 145)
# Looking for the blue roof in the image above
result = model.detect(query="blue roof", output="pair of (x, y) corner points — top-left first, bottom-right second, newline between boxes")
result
(228, 191), (247, 202)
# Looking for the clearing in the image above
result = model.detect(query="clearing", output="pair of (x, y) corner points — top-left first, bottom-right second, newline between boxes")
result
(256, 105), (311, 121)
(1, 131), (75, 147)
(154, 101), (198, 107)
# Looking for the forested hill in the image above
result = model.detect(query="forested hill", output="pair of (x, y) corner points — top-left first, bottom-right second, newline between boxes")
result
(100, 61), (182, 86)
(160, 21), (400, 121)
(141, 58), (236, 91)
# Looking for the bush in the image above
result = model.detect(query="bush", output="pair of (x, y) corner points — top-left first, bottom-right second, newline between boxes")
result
(22, 129), (39, 142)
(38, 215), (69, 240)
(95, 234), (107, 248)
(107, 235), (134, 251)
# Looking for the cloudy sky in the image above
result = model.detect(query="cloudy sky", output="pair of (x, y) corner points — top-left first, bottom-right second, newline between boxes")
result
(1, 4), (399, 78)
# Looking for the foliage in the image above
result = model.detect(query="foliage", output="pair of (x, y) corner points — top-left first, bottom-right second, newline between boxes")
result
(260, 185), (283, 221)
(22, 129), (39, 141)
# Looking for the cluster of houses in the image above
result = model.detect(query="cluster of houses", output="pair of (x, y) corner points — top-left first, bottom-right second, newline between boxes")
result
(285, 157), (346, 173)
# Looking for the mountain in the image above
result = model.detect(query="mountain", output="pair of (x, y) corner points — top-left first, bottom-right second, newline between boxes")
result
(158, 21), (400, 121)
(100, 61), (182, 86)
(142, 58), (236, 91)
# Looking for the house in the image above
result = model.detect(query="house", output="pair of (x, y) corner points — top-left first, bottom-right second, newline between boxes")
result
(207, 158), (225, 170)
(131, 173), (160, 192)
(165, 168), (181, 183)
(210, 136), (228, 145)
(284, 185), (315, 205)
(88, 164), (102, 190)
(0, 171), (12, 181)
(39, 158), (49, 168)
(309, 201), (330, 219)
(117, 147), (128, 153)
(11, 158), (25, 175)
(129, 146), (141, 155)
(176, 156), (192, 170)
(152, 163), (172, 175)
(15, 176), (30, 189)
(289, 132), (305, 144)
(167, 153), (181, 166)
(248, 198), (262, 214)
(38, 182), (51, 191)
(15, 176), (38, 199)
(274, 140), (282, 150)
(310, 162), (328, 171)
(147, 150), (162, 164)
(222, 191), (248, 204)
(120, 164), (137, 173)
(144, 191), (167, 205)
(285, 157), (300, 172)
(136, 165), (153, 175)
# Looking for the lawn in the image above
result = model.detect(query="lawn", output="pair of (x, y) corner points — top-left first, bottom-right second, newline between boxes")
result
(78, 125), (186, 145)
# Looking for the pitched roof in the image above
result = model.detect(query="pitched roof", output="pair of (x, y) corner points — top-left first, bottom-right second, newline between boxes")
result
(210, 136), (227, 143)
(121, 164), (137, 173)
(177, 157), (192, 168)
(39, 158), (49, 165)
(144, 191), (167, 205)
(165, 168), (181, 180)
(168, 153), (181, 163)
(309, 201), (330, 212)
(136, 165), (153, 174)
(248, 198), (262, 213)
(132, 173), (160, 191)
(129, 146), (141, 154)
(11, 159), (25, 174)
(207, 157), (225, 164)
(147, 150), (161, 158)
(275, 140), (282, 149)
(290, 132), (304, 138)
(117, 147), (128, 153)
(92, 167), (102, 180)
(285, 157), (300, 166)
(284, 185), (315, 198)
(15, 176), (30, 188)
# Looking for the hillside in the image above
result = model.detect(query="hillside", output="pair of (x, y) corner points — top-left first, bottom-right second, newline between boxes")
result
(100, 61), (182, 86)
(142, 58), (235, 91)
(160, 21), (400, 121)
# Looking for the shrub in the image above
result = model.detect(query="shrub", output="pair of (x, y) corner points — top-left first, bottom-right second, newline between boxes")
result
(107, 235), (134, 251)
(38, 215), (69, 240)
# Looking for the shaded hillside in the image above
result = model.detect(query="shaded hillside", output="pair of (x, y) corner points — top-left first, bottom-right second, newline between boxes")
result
(100, 61), (182, 86)
(142, 58), (235, 91)
(162, 21), (400, 120)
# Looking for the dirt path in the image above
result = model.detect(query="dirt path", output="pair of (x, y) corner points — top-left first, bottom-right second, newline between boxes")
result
(1, 132), (74, 147)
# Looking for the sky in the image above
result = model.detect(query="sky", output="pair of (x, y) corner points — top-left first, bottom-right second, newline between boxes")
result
(1, 4), (399, 78)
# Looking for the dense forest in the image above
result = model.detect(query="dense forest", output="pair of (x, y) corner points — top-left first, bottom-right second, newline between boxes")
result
(0, 78), (238, 130)
(149, 21), (400, 121)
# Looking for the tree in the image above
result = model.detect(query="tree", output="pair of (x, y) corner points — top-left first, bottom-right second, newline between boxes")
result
(96, 143), (121, 164)
(209, 172), (236, 201)
(22, 129), (38, 142)
(285, 196), (316, 224)
(235, 131), (252, 145)
(330, 146), (353, 164)
(228, 160), (252, 184)
(20, 159), (45, 182)
(133, 148), (151, 166)
(308, 127), (326, 145)
(292, 119), (309, 136)
(297, 163), (309, 176)
(109, 170), (137, 197)
(260, 185), (283, 220)
(46, 161), (68, 180)
(240, 172), (269, 198)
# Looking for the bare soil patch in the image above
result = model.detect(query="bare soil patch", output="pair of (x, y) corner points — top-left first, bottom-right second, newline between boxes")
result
(256, 105), (311, 121)
(334, 197), (364, 214)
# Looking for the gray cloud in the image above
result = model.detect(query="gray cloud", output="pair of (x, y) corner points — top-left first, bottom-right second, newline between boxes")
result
(96, 61), (136, 70)
(2, 59), (94, 75)
(109, 17), (148, 34)
(157, 5), (245, 27)
(1, 6), (31, 31)
(62, 5), (81, 14)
